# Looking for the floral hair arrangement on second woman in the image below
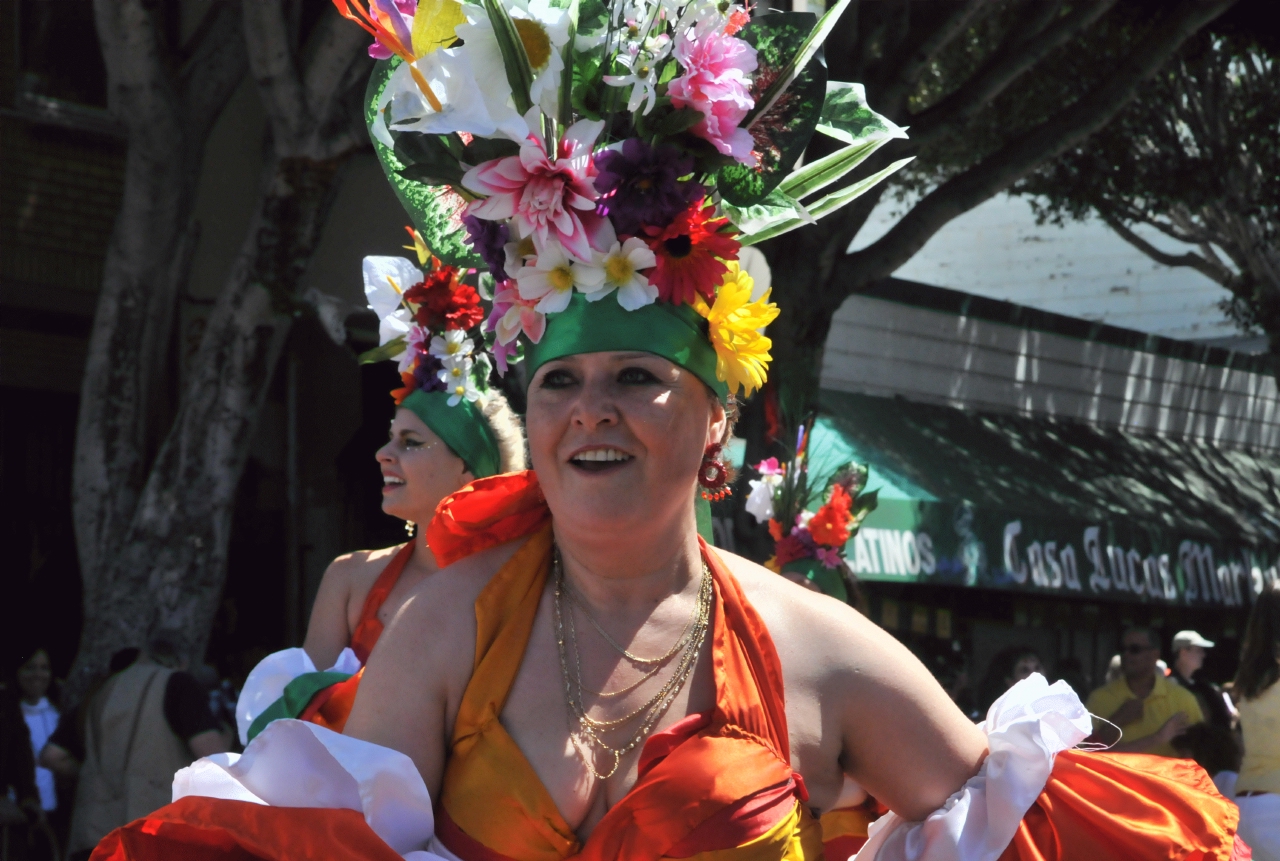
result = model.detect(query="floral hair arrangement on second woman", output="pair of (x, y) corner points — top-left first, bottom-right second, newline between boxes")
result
(337, 0), (908, 404)
(744, 422), (877, 601)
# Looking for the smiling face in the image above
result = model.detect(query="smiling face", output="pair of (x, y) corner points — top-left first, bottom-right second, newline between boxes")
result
(376, 408), (474, 524)
(17, 649), (51, 703)
(525, 351), (726, 544)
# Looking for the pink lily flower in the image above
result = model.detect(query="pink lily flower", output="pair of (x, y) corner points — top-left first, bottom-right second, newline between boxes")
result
(462, 119), (615, 263)
(489, 283), (547, 345)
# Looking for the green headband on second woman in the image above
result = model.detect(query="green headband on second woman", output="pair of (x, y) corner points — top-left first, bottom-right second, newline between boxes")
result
(524, 294), (730, 401)
(400, 390), (502, 479)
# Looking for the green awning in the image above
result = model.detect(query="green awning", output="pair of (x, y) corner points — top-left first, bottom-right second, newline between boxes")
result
(811, 390), (1280, 607)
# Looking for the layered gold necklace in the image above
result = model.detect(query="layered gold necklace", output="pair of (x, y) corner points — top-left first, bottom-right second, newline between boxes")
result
(553, 548), (713, 780)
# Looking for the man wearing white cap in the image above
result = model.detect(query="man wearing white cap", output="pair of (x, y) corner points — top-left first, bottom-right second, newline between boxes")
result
(1170, 630), (1233, 731)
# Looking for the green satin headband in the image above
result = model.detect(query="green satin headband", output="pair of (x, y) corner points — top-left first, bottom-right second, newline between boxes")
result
(525, 294), (730, 401)
(399, 390), (502, 479)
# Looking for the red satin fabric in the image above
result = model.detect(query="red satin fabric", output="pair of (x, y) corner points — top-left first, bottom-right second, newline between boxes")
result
(350, 542), (415, 664)
(427, 471), (550, 568)
(298, 667), (364, 733)
(89, 797), (403, 861)
(1000, 750), (1243, 861)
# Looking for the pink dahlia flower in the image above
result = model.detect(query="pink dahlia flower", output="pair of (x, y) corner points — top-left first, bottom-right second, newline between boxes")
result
(462, 119), (615, 263)
(668, 30), (758, 165)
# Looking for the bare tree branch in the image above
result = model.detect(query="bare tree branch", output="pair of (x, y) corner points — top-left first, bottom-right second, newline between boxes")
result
(302, 7), (370, 125)
(1097, 210), (1236, 286)
(243, 0), (308, 150)
(909, 0), (1119, 147)
(831, 0), (1235, 304)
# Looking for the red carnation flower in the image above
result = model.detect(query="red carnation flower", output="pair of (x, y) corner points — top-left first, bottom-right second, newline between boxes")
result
(774, 534), (811, 568)
(644, 200), (739, 306)
(809, 485), (853, 548)
(404, 258), (485, 331)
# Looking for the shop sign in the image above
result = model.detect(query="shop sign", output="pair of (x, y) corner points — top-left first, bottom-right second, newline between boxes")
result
(848, 499), (1279, 607)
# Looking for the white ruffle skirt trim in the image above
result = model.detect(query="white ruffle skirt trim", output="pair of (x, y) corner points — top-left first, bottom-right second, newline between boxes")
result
(854, 673), (1092, 861)
(189, 673), (1089, 861)
(234, 647), (362, 745)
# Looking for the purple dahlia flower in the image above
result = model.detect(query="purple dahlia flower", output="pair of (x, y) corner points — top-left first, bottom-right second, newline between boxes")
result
(462, 214), (510, 281)
(593, 140), (706, 235)
(412, 353), (447, 393)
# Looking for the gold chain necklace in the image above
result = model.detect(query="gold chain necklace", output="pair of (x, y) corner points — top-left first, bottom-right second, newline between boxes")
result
(553, 549), (712, 779)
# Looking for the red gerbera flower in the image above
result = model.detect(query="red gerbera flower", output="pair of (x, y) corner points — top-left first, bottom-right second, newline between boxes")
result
(404, 257), (485, 331)
(644, 200), (739, 306)
(809, 485), (853, 548)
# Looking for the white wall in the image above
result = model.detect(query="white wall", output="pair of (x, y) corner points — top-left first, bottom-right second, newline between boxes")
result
(821, 292), (1280, 451)
(851, 194), (1255, 348)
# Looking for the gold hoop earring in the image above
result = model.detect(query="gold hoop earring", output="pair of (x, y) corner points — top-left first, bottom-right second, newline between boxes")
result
(405, 520), (416, 537)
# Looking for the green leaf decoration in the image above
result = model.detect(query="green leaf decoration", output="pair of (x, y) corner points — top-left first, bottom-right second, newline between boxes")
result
(357, 335), (407, 365)
(777, 136), (891, 200)
(722, 188), (812, 235)
(815, 82), (907, 146)
(365, 59), (480, 268)
(742, 0), (852, 129)
(715, 12), (826, 207)
(576, 0), (608, 33)
(393, 131), (466, 186)
(571, 48), (605, 120)
(462, 136), (520, 166)
(481, 0), (534, 115)
(738, 156), (913, 245)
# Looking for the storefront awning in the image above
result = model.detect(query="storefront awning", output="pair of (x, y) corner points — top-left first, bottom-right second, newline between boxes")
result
(809, 390), (1280, 607)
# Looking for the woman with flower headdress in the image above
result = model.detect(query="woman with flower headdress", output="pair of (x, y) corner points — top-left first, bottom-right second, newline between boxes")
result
(92, 1), (1244, 860)
(231, 239), (526, 748)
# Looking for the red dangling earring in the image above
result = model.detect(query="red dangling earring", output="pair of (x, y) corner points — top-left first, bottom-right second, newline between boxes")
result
(698, 443), (732, 501)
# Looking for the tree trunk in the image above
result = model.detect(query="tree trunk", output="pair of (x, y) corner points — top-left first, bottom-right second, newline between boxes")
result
(67, 154), (347, 697)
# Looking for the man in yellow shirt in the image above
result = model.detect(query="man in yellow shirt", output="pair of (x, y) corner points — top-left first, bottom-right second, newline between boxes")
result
(1086, 627), (1204, 757)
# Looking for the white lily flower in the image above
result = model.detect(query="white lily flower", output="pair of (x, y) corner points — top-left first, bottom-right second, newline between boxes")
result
(428, 329), (474, 361)
(374, 49), (499, 143)
(380, 308), (413, 354)
(604, 50), (660, 115)
(515, 240), (606, 314)
(744, 473), (783, 523)
(363, 256), (423, 320)
(453, 0), (568, 141)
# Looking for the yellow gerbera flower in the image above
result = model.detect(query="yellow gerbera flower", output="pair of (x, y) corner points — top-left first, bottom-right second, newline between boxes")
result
(694, 262), (780, 397)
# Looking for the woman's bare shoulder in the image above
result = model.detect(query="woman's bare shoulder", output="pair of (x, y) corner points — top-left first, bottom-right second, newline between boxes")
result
(325, 545), (403, 584)
(714, 550), (943, 692)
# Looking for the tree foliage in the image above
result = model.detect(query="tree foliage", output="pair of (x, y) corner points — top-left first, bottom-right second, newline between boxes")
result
(1020, 28), (1280, 368)
(752, 0), (1237, 422)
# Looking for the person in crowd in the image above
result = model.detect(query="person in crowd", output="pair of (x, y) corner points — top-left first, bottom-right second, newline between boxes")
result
(14, 647), (61, 857)
(38, 650), (138, 783)
(14, 649), (58, 819)
(1086, 626), (1204, 756)
(1169, 629), (1234, 731)
(1, 670), (42, 861)
(1233, 580), (1280, 860)
(56, 634), (229, 861)
(976, 645), (1042, 715)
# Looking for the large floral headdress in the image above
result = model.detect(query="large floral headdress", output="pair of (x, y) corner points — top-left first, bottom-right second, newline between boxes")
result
(361, 229), (502, 478)
(338, 0), (907, 399)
